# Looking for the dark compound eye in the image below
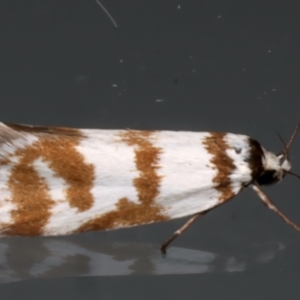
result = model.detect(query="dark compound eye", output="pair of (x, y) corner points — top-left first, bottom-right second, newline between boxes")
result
(256, 170), (278, 185)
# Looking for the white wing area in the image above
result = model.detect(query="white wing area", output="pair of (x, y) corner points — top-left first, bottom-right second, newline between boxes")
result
(0, 123), (254, 236)
(155, 131), (220, 218)
(224, 134), (254, 194)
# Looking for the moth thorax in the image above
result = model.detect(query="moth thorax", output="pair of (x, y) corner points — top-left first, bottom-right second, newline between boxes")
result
(256, 150), (291, 185)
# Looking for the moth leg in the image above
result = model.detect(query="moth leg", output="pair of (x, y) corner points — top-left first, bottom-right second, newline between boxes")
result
(252, 183), (300, 232)
(161, 212), (206, 254)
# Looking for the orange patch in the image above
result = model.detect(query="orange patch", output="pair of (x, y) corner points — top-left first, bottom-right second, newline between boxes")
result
(5, 130), (95, 235)
(6, 146), (54, 235)
(203, 133), (236, 202)
(77, 130), (168, 232)
(38, 138), (95, 212)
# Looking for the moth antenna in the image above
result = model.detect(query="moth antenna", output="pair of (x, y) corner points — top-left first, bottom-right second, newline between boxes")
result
(277, 132), (289, 160)
(95, 0), (118, 28)
(287, 170), (300, 180)
(286, 121), (300, 151)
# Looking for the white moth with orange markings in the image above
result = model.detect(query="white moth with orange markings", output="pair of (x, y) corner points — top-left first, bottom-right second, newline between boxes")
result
(0, 122), (299, 253)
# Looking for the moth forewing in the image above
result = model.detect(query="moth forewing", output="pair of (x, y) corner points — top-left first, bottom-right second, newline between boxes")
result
(0, 121), (299, 254)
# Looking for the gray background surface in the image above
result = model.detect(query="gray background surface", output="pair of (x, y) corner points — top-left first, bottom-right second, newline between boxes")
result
(1, 0), (300, 299)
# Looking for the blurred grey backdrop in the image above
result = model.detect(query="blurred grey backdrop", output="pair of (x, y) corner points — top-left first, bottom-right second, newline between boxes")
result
(0, 1), (300, 299)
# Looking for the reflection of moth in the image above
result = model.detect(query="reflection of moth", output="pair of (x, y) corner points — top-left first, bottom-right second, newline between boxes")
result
(0, 122), (299, 253)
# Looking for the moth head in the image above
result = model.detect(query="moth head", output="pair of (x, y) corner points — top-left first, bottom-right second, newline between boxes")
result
(256, 122), (300, 185)
(257, 151), (291, 185)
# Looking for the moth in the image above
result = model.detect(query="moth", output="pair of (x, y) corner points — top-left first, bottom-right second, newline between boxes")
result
(0, 122), (299, 253)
